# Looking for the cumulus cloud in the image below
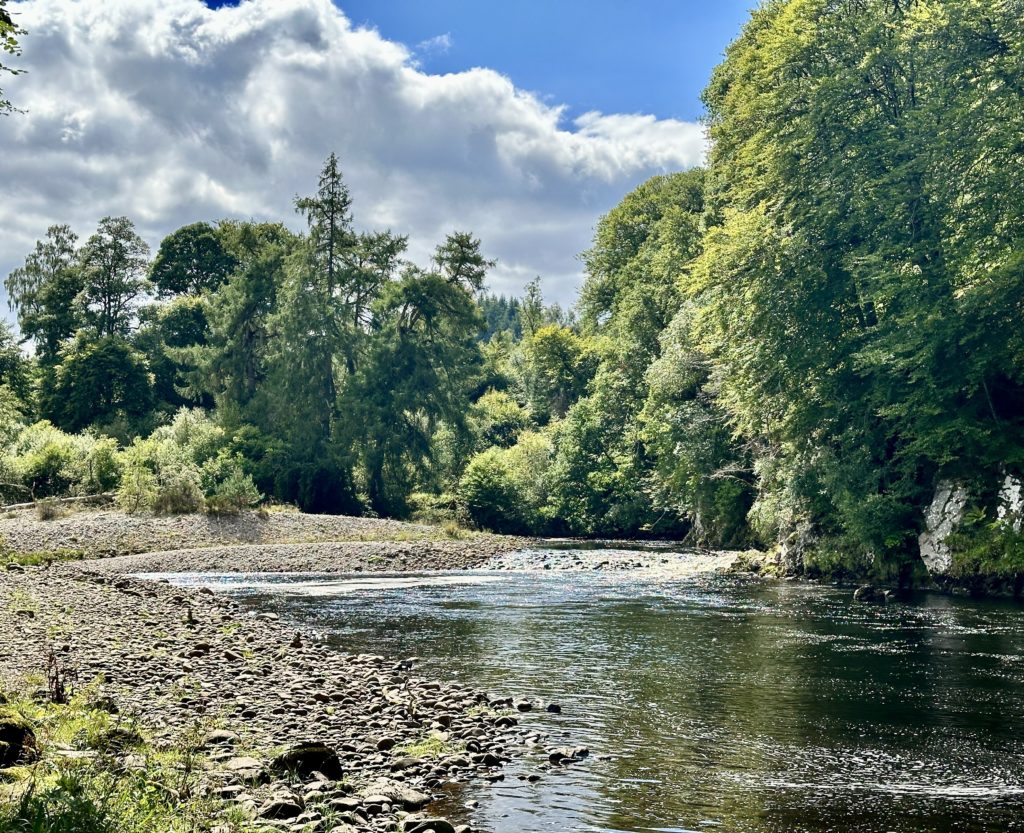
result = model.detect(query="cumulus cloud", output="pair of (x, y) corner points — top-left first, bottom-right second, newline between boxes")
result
(0, 0), (706, 313)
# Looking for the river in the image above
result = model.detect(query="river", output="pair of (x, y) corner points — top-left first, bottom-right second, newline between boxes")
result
(156, 547), (1024, 833)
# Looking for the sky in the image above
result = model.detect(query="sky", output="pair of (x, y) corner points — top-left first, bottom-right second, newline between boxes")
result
(1, 0), (756, 317)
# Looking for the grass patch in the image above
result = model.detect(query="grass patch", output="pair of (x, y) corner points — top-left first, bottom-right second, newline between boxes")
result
(395, 731), (464, 760)
(0, 550), (87, 569)
(465, 703), (516, 719)
(0, 688), (256, 833)
(439, 521), (472, 540)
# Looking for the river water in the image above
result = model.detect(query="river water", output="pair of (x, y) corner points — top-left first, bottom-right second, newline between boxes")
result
(156, 549), (1024, 833)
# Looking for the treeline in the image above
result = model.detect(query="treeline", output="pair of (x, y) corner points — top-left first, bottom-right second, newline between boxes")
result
(2, 0), (1023, 581)
(2, 153), (505, 515)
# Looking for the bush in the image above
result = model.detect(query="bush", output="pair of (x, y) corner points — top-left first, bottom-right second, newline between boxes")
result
(116, 435), (204, 515)
(150, 469), (204, 515)
(408, 491), (460, 525)
(205, 466), (261, 515)
(458, 432), (555, 534)
(116, 410), (264, 516)
(458, 448), (522, 533)
(35, 498), (63, 521)
(115, 463), (157, 515)
(2, 422), (121, 503)
(116, 422), (207, 516)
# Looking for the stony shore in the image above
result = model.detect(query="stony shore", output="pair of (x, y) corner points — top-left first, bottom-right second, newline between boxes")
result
(82, 539), (519, 576)
(0, 511), (565, 833)
(0, 509), (501, 560)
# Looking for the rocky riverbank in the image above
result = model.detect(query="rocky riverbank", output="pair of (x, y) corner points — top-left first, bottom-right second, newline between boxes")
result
(82, 539), (519, 576)
(1, 566), (583, 833)
(0, 511), (561, 833)
(0, 508), (516, 561)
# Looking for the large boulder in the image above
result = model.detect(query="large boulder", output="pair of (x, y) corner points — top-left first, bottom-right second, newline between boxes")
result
(919, 480), (969, 575)
(270, 742), (344, 780)
(0, 709), (38, 768)
(360, 778), (431, 810)
(220, 755), (267, 784)
(853, 585), (890, 604)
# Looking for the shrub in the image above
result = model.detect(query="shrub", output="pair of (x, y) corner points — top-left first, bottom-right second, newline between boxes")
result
(205, 466), (261, 515)
(408, 491), (460, 525)
(150, 469), (204, 515)
(3, 423), (121, 502)
(115, 463), (157, 515)
(35, 498), (63, 521)
(114, 410), (268, 516)
(458, 431), (554, 534)
(458, 448), (523, 533)
(116, 435), (204, 515)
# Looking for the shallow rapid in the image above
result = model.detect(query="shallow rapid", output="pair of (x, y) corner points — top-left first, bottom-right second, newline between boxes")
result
(154, 547), (1024, 833)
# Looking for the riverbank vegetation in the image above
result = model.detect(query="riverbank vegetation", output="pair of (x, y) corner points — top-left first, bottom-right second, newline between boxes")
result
(2, 0), (1022, 583)
(0, 685), (247, 833)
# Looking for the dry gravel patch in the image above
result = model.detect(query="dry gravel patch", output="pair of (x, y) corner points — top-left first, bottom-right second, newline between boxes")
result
(0, 509), (452, 559)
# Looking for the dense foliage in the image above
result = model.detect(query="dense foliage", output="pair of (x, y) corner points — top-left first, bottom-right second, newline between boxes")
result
(2, 0), (1022, 582)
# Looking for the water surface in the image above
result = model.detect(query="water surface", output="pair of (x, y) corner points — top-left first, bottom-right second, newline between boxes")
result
(153, 554), (1024, 833)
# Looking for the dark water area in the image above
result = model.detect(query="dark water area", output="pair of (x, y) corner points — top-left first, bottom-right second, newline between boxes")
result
(154, 555), (1024, 833)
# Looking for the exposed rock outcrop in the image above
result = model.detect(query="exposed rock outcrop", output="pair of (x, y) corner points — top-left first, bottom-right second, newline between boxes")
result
(777, 520), (816, 575)
(997, 474), (1023, 533)
(919, 480), (969, 575)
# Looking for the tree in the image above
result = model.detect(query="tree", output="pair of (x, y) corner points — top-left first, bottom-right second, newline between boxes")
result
(294, 152), (354, 296)
(478, 293), (522, 341)
(522, 325), (592, 421)
(180, 221), (296, 412)
(150, 222), (236, 297)
(135, 295), (211, 418)
(581, 170), (704, 359)
(5, 225), (84, 363)
(351, 267), (483, 515)
(275, 153), (359, 445)
(78, 217), (151, 337)
(0, 321), (31, 406)
(470, 388), (529, 450)
(640, 308), (753, 546)
(340, 230), (408, 372)
(1, 0), (24, 116)
(433, 231), (494, 293)
(42, 334), (153, 435)
(520, 277), (544, 338)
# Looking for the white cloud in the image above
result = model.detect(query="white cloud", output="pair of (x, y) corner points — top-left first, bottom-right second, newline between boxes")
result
(415, 32), (452, 57)
(0, 0), (707, 316)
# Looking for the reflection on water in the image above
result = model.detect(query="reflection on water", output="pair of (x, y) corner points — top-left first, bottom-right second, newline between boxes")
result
(153, 559), (1024, 833)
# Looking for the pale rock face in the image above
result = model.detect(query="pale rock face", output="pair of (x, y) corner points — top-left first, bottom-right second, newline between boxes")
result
(919, 480), (969, 575)
(778, 520), (815, 574)
(997, 474), (1023, 533)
